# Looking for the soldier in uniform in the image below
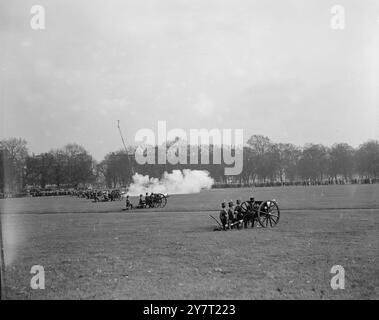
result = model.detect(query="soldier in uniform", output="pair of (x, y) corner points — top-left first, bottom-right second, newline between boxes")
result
(247, 197), (256, 228)
(234, 199), (244, 229)
(243, 197), (255, 228)
(150, 193), (155, 207)
(125, 195), (133, 210)
(137, 194), (145, 208)
(227, 201), (235, 229)
(93, 190), (99, 202)
(145, 192), (151, 207)
(219, 202), (228, 231)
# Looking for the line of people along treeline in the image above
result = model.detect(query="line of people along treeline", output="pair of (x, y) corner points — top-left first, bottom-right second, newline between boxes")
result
(1, 135), (379, 195)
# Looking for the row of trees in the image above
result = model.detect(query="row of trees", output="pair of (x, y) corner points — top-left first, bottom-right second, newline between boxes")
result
(1, 135), (379, 192)
(1, 138), (95, 192)
(24, 144), (95, 188)
(242, 136), (359, 184)
(102, 136), (378, 186)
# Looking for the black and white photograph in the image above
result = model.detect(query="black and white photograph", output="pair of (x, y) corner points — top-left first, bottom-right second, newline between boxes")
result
(0, 0), (378, 304)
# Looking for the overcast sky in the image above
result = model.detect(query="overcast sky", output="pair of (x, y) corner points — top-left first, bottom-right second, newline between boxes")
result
(1, 0), (378, 160)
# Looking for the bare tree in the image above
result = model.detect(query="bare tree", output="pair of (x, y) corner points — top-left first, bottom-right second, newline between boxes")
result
(246, 135), (280, 182)
(0, 138), (28, 192)
(329, 143), (355, 181)
(356, 140), (379, 179)
(276, 143), (301, 183)
(298, 144), (329, 181)
(102, 150), (133, 188)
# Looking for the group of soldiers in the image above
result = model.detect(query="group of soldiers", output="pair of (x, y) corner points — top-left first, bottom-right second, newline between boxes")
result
(124, 192), (159, 210)
(218, 197), (256, 230)
(74, 189), (123, 202)
(93, 190), (116, 202)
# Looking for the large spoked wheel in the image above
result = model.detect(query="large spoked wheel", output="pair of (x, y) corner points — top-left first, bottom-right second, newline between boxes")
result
(159, 195), (167, 208)
(257, 200), (280, 228)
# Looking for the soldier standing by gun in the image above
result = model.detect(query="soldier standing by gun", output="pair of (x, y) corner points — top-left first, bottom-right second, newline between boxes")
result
(93, 190), (99, 202)
(219, 202), (228, 231)
(137, 194), (145, 208)
(234, 199), (243, 229)
(145, 192), (151, 207)
(243, 197), (255, 228)
(227, 201), (235, 229)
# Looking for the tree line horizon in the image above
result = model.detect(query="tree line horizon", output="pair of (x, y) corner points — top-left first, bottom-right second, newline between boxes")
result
(1, 135), (379, 193)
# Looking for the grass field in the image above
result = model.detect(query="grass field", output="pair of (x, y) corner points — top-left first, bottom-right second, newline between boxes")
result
(1, 184), (379, 299)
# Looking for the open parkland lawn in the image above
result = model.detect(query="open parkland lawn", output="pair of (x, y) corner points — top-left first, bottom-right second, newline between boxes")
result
(1, 184), (379, 299)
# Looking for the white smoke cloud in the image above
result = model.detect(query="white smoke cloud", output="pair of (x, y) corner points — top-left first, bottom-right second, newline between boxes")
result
(127, 169), (214, 196)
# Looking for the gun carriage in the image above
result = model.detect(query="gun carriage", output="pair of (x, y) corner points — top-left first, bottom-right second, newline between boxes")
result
(240, 198), (280, 228)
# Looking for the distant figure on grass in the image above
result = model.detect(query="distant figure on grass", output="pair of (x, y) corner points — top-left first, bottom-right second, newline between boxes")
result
(125, 195), (133, 210)
(150, 193), (155, 207)
(93, 190), (99, 202)
(137, 194), (145, 208)
(145, 192), (151, 207)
